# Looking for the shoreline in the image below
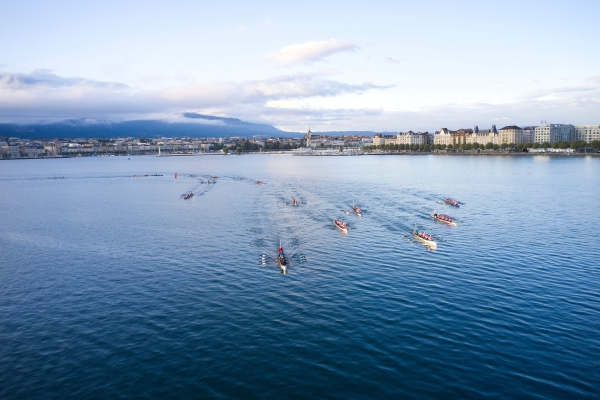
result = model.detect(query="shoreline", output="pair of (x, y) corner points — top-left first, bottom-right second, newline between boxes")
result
(2, 151), (599, 161)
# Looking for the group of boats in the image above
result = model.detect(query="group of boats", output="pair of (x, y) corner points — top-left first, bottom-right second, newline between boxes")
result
(334, 200), (362, 232)
(132, 174), (163, 177)
(333, 202), (362, 232)
(412, 198), (462, 248)
(263, 195), (462, 274)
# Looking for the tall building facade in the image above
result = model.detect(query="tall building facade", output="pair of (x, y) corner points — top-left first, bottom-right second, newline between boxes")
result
(534, 124), (574, 144)
(574, 125), (600, 143)
(498, 126), (524, 144)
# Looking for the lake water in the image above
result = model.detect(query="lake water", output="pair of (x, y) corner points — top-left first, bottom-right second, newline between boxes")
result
(1, 154), (599, 398)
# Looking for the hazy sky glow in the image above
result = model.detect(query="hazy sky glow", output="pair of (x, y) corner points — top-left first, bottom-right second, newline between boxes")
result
(1, 0), (599, 131)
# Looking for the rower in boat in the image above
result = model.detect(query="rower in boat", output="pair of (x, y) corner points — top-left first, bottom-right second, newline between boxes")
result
(413, 228), (437, 248)
(292, 197), (298, 206)
(277, 244), (288, 274)
(334, 219), (348, 233)
(256, 181), (265, 185)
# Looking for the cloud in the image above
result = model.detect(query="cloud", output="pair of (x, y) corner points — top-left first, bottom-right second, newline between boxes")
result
(2, 69), (599, 132)
(0, 69), (130, 91)
(384, 57), (400, 64)
(265, 39), (359, 67)
(0, 70), (390, 123)
(585, 76), (600, 84)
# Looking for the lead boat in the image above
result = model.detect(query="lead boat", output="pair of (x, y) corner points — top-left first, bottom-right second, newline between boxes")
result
(334, 219), (348, 233)
(277, 241), (288, 274)
(292, 197), (298, 207)
(413, 228), (437, 248)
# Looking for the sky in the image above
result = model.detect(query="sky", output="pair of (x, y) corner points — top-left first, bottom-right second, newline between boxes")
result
(1, 0), (599, 132)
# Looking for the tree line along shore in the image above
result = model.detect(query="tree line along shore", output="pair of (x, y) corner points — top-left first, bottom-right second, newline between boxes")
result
(361, 140), (600, 153)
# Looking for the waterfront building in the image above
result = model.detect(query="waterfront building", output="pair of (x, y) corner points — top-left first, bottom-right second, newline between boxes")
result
(371, 134), (384, 146)
(433, 128), (453, 146)
(470, 125), (498, 145)
(395, 131), (431, 145)
(452, 128), (473, 146)
(574, 125), (600, 143)
(498, 126), (525, 144)
(521, 127), (536, 143)
(433, 126), (497, 146)
(0, 143), (21, 159)
(20, 144), (46, 158)
(534, 124), (574, 144)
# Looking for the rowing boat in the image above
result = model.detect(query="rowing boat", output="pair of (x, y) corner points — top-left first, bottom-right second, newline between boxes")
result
(334, 219), (347, 233)
(445, 197), (460, 207)
(432, 211), (456, 226)
(413, 229), (437, 248)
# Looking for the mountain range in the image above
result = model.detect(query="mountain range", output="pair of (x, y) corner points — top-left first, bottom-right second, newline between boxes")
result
(0, 113), (294, 139)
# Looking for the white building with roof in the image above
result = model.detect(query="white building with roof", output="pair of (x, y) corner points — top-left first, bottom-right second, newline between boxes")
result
(395, 131), (430, 145)
(433, 128), (453, 146)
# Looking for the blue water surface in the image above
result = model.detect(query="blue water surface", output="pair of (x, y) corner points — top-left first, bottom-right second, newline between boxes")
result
(1, 154), (599, 398)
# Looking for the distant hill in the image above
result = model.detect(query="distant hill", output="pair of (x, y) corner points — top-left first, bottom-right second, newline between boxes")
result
(0, 113), (299, 139)
(0, 114), (391, 140)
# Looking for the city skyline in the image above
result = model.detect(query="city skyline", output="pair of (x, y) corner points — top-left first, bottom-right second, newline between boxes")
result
(1, 0), (600, 131)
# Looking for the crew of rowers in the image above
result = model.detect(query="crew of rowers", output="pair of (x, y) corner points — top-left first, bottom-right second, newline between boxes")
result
(334, 219), (347, 229)
(417, 231), (433, 241)
(433, 212), (452, 222)
(184, 192), (194, 200)
(445, 197), (459, 206)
